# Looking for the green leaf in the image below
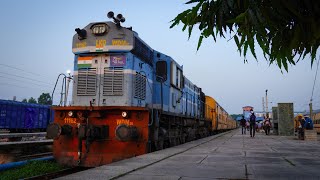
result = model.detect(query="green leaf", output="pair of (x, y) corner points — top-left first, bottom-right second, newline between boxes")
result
(244, 40), (249, 58)
(311, 45), (318, 66)
(256, 34), (268, 59)
(248, 36), (257, 59)
(188, 25), (194, 39)
(234, 35), (241, 55)
(276, 57), (282, 69)
(197, 35), (204, 51)
(234, 35), (240, 48)
(282, 58), (288, 72)
(182, 24), (187, 31)
(186, 0), (201, 5)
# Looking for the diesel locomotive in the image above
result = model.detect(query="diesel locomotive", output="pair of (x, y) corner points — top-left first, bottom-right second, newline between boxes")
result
(46, 12), (236, 167)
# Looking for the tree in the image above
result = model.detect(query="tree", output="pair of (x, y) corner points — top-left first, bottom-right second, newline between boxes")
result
(28, 97), (37, 104)
(22, 98), (27, 103)
(38, 93), (52, 105)
(170, 0), (320, 71)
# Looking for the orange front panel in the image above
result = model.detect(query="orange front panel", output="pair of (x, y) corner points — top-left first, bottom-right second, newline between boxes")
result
(52, 106), (149, 167)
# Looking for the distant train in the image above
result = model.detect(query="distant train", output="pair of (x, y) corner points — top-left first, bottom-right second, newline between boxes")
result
(0, 100), (52, 132)
(46, 12), (236, 167)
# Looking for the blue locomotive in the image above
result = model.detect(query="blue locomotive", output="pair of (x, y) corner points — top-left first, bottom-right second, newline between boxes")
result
(46, 12), (235, 167)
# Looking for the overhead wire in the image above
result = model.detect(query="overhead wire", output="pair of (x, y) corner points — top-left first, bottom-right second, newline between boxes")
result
(0, 63), (52, 79)
(0, 82), (50, 90)
(0, 75), (53, 88)
(0, 62), (71, 104)
(0, 71), (54, 86)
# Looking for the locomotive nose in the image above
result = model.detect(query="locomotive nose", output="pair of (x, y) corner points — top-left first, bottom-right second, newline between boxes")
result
(46, 123), (62, 139)
(115, 125), (139, 141)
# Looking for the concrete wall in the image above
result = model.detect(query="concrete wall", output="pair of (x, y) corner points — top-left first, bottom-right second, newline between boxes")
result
(278, 103), (294, 136)
(272, 107), (278, 135)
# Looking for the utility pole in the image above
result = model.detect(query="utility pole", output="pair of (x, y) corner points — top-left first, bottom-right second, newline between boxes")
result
(265, 89), (268, 117)
(309, 101), (313, 119)
(262, 97), (265, 115)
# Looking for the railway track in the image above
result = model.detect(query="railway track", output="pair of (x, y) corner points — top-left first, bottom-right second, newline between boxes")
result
(23, 167), (91, 180)
(18, 152), (53, 161)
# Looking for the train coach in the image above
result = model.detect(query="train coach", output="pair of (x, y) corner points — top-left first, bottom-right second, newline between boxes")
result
(205, 96), (237, 133)
(0, 99), (52, 132)
(46, 12), (236, 167)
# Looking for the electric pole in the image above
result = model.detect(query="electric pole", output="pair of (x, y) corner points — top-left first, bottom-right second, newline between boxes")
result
(309, 101), (313, 119)
(262, 97), (265, 115)
(266, 89), (268, 117)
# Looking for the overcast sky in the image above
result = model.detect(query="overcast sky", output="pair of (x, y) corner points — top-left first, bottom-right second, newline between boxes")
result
(0, 0), (319, 114)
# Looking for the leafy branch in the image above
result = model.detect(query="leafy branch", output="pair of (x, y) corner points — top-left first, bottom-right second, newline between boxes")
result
(170, 0), (320, 71)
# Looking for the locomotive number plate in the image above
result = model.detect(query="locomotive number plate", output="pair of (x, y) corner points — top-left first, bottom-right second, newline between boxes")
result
(116, 119), (133, 126)
(64, 117), (77, 124)
(76, 42), (87, 48)
(96, 39), (106, 48)
(112, 39), (129, 46)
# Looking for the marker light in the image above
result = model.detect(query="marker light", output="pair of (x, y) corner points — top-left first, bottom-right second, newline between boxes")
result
(68, 111), (74, 117)
(122, 111), (128, 118)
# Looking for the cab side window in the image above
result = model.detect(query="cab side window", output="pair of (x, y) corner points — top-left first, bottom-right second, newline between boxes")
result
(156, 61), (167, 82)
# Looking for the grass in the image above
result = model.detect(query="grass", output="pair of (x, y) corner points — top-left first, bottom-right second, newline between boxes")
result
(0, 160), (65, 180)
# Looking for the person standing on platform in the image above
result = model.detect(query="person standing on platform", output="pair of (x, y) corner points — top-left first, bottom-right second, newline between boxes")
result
(240, 116), (246, 134)
(304, 116), (314, 130)
(264, 116), (271, 135)
(294, 114), (305, 140)
(249, 112), (256, 137)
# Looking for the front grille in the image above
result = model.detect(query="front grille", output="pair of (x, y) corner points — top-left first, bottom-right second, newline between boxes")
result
(103, 67), (123, 96)
(77, 68), (97, 96)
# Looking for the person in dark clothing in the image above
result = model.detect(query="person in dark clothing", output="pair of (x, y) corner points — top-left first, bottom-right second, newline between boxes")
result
(264, 117), (271, 135)
(249, 112), (256, 137)
(304, 116), (314, 130)
(240, 116), (246, 134)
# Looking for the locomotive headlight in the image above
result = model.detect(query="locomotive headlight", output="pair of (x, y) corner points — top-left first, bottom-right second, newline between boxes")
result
(121, 111), (128, 118)
(91, 23), (108, 35)
(68, 111), (74, 117)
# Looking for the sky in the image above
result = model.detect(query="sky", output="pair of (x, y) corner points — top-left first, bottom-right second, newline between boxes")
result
(0, 0), (319, 114)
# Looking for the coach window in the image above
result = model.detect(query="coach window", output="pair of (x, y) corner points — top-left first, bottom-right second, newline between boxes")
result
(177, 69), (181, 88)
(181, 76), (185, 88)
(156, 61), (167, 82)
(171, 62), (177, 86)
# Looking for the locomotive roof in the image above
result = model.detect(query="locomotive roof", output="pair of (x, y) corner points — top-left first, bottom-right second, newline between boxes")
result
(72, 21), (153, 54)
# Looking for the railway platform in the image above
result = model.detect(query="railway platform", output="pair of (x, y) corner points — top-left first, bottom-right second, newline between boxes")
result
(59, 129), (320, 180)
